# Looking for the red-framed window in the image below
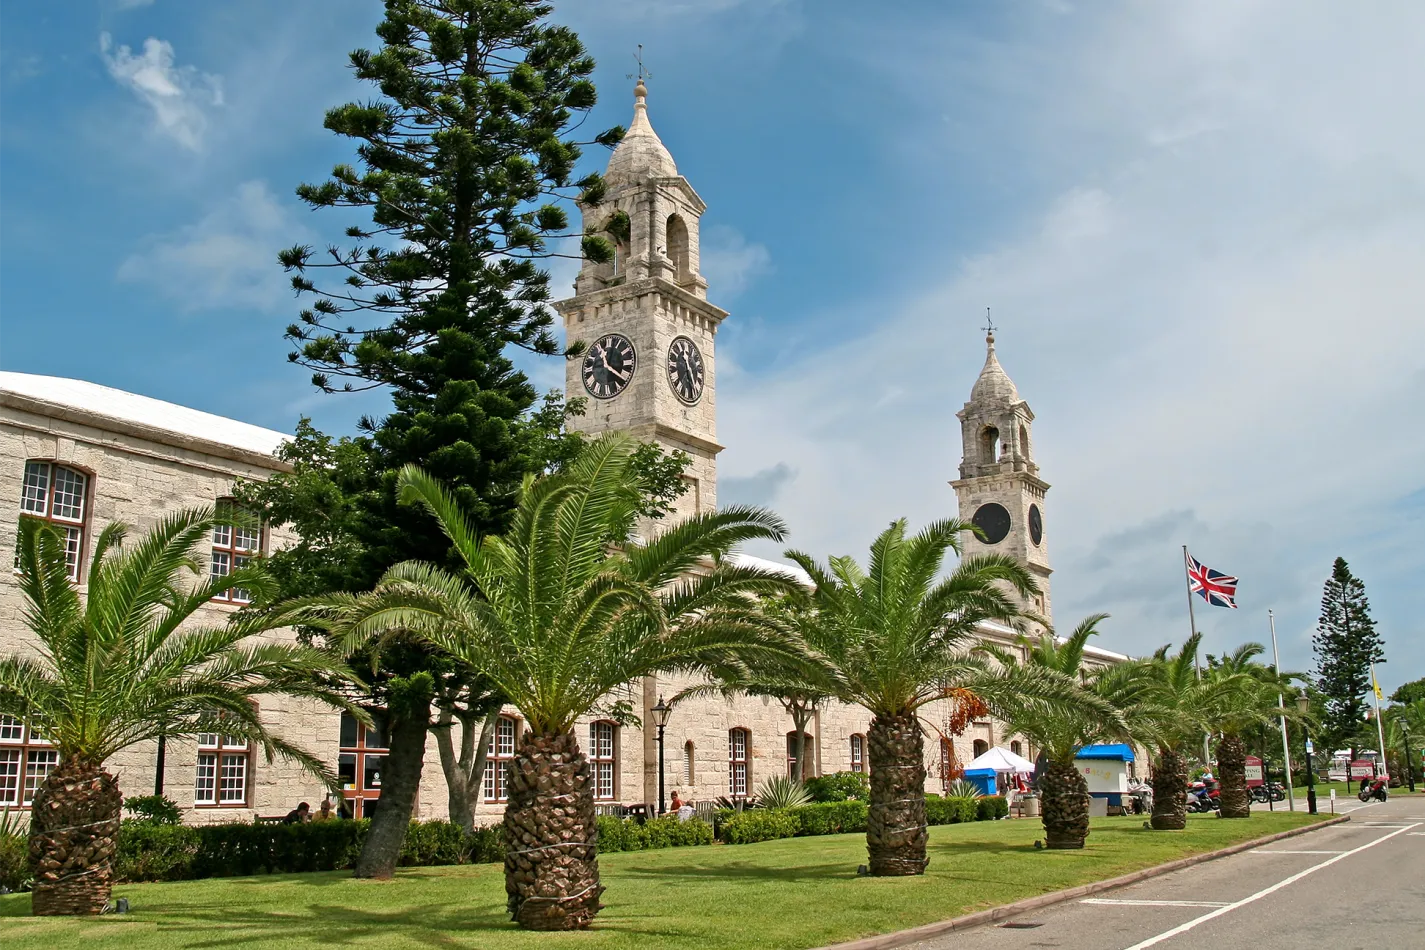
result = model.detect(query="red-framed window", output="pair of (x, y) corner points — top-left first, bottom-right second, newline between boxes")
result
(728, 728), (750, 799)
(786, 731), (814, 779)
(195, 729), (250, 807)
(589, 721), (617, 801)
(849, 734), (865, 774)
(338, 711), (387, 819)
(211, 501), (262, 604)
(18, 461), (89, 580)
(483, 715), (518, 803)
(0, 716), (57, 807)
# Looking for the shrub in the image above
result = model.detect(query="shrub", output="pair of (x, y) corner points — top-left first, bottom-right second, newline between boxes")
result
(466, 824), (505, 864)
(790, 800), (868, 836)
(977, 796), (1009, 821)
(805, 771), (870, 803)
(719, 808), (799, 844)
(596, 815), (713, 852)
(757, 775), (813, 810)
(400, 820), (467, 866)
(123, 794), (182, 825)
(946, 779), (981, 799)
(114, 822), (201, 882)
(925, 796), (977, 825)
(0, 807), (28, 892)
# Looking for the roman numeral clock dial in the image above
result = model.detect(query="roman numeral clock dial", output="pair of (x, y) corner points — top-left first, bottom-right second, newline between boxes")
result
(582, 334), (637, 399)
(666, 336), (704, 404)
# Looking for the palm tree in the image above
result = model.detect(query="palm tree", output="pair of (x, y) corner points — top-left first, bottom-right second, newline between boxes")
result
(297, 435), (804, 930)
(1204, 644), (1298, 819)
(996, 615), (1138, 849)
(0, 511), (361, 916)
(786, 518), (1083, 876)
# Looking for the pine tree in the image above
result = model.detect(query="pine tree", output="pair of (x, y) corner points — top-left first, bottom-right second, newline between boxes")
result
(1312, 557), (1386, 757)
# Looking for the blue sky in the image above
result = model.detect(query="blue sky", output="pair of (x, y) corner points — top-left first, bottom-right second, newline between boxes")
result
(3, 1), (1423, 691)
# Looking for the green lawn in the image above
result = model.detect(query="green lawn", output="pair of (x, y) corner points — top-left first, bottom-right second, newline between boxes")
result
(0, 811), (1326, 950)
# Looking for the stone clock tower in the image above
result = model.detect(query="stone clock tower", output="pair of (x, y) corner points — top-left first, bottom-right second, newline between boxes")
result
(950, 331), (1053, 622)
(554, 80), (725, 525)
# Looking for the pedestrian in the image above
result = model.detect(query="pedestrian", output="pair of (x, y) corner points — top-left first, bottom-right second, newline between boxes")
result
(283, 801), (311, 824)
(312, 798), (338, 822)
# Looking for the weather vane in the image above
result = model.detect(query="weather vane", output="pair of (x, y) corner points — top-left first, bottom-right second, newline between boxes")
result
(982, 307), (997, 337)
(627, 44), (652, 84)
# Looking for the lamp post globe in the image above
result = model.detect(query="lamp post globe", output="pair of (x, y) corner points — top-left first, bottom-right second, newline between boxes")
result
(652, 696), (672, 815)
(1297, 690), (1317, 815)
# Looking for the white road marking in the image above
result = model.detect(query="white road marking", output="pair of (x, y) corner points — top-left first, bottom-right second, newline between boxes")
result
(1082, 899), (1230, 908)
(1249, 849), (1343, 854)
(1119, 821), (1421, 950)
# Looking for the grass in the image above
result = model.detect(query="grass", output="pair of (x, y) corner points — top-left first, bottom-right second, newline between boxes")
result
(0, 811), (1327, 950)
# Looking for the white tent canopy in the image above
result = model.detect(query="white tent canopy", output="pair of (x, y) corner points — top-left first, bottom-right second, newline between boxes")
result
(964, 746), (1036, 774)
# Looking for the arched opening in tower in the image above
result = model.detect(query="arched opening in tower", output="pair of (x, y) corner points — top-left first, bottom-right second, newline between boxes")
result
(666, 213), (690, 284)
(980, 426), (1000, 465)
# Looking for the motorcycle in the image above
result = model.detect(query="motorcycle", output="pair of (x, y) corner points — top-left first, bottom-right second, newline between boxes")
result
(1187, 781), (1221, 813)
(1358, 778), (1388, 803)
(1250, 782), (1287, 804)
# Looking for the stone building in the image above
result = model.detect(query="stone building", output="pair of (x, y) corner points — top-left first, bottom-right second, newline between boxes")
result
(0, 81), (1126, 825)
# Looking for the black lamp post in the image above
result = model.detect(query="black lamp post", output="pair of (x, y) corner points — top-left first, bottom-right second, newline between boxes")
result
(652, 696), (672, 815)
(1402, 725), (1416, 793)
(1297, 691), (1316, 815)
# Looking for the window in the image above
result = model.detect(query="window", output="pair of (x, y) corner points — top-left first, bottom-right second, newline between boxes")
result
(1010, 740), (1022, 757)
(728, 728), (749, 799)
(589, 721), (616, 801)
(338, 711), (388, 819)
(484, 716), (518, 803)
(683, 741), (695, 786)
(850, 734), (865, 774)
(195, 731), (250, 807)
(980, 427), (1000, 466)
(211, 502), (262, 603)
(786, 731), (814, 779)
(1019, 424), (1030, 457)
(973, 739), (989, 759)
(0, 716), (56, 807)
(939, 738), (958, 792)
(666, 213), (690, 283)
(18, 461), (88, 579)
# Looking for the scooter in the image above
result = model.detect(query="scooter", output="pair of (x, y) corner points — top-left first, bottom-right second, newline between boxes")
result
(1187, 781), (1221, 813)
(1250, 782), (1287, 804)
(1358, 778), (1388, 802)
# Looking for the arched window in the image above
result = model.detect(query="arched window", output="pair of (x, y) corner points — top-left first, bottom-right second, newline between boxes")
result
(484, 715), (519, 803)
(19, 460), (89, 580)
(728, 728), (750, 799)
(786, 731), (814, 779)
(0, 716), (57, 808)
(979, 427), (999, 466)
(849, 734), (865, 774)
(666, 213), (690, 283)
(1019, 424), (1029, 457)
(973, 739), (989, 759)
(683, 740), (695, 786)
(211, 500), (263, 604)
(589, 721), (617, 801)
(1010, 740), (1022, 757)
(338, 710), (387, 818)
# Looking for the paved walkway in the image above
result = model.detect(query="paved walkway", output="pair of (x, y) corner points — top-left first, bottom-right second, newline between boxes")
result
(908, 794), (1425, 950)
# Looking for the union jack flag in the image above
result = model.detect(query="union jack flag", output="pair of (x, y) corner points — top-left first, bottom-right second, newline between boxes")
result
(1186, 551), (1239, 608)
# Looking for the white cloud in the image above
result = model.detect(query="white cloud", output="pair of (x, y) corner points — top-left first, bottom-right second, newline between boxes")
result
(700, 226), (771, 298)
(99, 32), (222, 151)
(118, 180), (305, 311)
(715, 0), (1425, 684)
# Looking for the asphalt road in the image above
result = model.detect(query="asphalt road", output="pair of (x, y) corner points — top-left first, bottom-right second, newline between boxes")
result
(908, 794), (1425, 950)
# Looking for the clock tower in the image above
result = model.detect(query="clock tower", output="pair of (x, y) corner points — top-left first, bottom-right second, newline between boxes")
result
(950, 331), (1053, 622)
(554, 79), (726, 525)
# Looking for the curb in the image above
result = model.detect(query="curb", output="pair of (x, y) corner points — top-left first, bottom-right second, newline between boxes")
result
(814, 814), (1352, 950)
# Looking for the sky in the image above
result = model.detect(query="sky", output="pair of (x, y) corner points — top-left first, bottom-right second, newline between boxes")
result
(2, 1), (1422, 691)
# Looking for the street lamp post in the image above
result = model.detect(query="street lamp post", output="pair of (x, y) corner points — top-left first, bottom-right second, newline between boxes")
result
(652, 696), (672, 815)
(1403, 726), (1416, 794)
(1297, 691), (1316, 815)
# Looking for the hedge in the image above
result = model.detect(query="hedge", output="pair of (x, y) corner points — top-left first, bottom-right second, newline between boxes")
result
(925, 797), (978, 825)
(790, 800), (868, 836)
(596, 815), (713, 852)
(976, 795), (1009, 821)
(718, 808), (800, 844)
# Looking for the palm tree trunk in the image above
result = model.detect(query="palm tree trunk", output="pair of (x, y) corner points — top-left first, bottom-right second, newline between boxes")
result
(355, 683), (432, 879)
(1216, 733), (1251, 818)
(28, 756), (122, 916)
(866, 714), (928, 876)
(1150, 746), (1189, 830)
(1040, 758), (1090, 849)
(503, 729), (603, 930)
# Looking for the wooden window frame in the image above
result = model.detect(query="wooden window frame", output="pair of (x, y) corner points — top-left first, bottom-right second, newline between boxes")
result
(338, 711), (389, 819)
(849, 734), (865, 774)
(211, 499), (263, 604)
(728, 728), (750, 800)
(0, 716), (57, 808)
(589, 720), (617, 802)
(17, 460), (90, 581)
(785, 730), (814, 779)
(195, 732), (251, 808)
(483, 715), (518, 803)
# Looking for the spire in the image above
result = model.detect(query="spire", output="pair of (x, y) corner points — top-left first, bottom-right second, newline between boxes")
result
(605, 78), (677, 185)
(970, 329), (1020, 407)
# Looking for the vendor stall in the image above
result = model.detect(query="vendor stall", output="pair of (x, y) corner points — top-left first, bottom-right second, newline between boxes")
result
(1074, 743), (1134, 816)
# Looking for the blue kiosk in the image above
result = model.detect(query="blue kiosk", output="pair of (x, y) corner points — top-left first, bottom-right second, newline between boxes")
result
(1074, 744), (1135, 814)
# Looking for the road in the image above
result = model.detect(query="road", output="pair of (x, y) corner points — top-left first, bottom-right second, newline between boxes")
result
(908, 793), (1425, 950)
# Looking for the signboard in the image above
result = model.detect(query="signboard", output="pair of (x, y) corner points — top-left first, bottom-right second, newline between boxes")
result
(1305, 739), (1314, 755)
(1349, 759), (1374, 779)
(1244, 756), (1264, 787)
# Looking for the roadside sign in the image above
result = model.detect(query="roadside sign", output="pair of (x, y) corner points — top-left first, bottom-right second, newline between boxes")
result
(1244, 756), (1264, 787)
(1305, 739), (1314, 754)
(1349, 759), (1374, 779)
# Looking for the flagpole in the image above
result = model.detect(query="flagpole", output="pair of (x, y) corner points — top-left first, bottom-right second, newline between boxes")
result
(1370, 661), (1388, 779)
(1182, 545), (1211, 767)
(1268, 609), (1295, 811)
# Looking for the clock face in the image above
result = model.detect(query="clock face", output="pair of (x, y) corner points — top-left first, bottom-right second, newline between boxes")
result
(1029, 504), (1043, 546)
(972, 503), (1012, 545)
(582, 334), (637, 399)
(666, 336), (705, 404)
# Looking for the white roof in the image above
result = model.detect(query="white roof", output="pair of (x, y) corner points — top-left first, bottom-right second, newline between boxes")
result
(965, 746), (1037, 773)
(0, 372), (288, 458)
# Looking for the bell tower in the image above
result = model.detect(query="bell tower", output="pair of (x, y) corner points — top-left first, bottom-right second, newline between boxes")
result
(950, 330), (1053, 622)
(554, 79), (726, 525)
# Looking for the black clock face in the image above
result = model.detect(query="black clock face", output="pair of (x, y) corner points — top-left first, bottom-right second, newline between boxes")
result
(1029, 505), (1043, 546)
(582, 334), (636, 399)
(972, 503), (1012, 545)
(666, 336), (705, 404)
